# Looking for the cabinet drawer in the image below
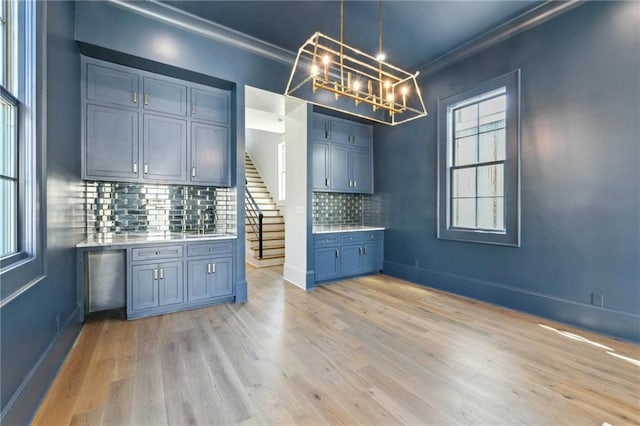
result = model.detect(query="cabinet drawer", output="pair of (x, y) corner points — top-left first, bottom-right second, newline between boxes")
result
(340, 232), (364, 243)
(132, 245), (183, 262)
(314, 234), (340, 247)
(362, 231), (383, 242)
(187, 241), (234, 257)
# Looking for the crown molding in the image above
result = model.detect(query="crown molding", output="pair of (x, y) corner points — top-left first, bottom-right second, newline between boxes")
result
(104, 0), (296, 66)
(416, 0), (584, 77)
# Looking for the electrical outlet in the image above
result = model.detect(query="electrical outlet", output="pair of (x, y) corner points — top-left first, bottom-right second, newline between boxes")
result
(55, 314), (61, 331)
(414, 259), (419, 269)
(591, 293), (604, 307)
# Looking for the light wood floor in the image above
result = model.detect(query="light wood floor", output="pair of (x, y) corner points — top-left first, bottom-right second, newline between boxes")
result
(34, 266), (640, 425)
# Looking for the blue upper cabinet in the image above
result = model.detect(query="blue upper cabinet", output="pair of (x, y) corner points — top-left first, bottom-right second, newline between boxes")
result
(191, 87), (229, 125)
(190, 122), (230, 187)
(82, 57), (231, 187)
(310, 112), (374, 194)
(86, 63), (139, 108)
(85, 104), (139, 180)
(311, 141), (330, 190)
(143, 114), (187, 182)
(143, 77), (188, 117)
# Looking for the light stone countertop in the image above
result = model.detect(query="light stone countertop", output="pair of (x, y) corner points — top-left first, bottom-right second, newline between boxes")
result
(77, 232), (238, 248)
(312, 225), (385, 234)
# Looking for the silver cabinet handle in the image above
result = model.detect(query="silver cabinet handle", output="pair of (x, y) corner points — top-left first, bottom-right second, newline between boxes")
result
(144, 163), (149, 174)
(336, 249), (340, 258)
(155, 251), (160, 255)
(358, 247), (362, 255)
(207, 263), (211, 274)
(153, 269), (158, 280)
(192, 167), (196, 178)
(191, 103), (196, 114)
(209, 247), (214, 252)
(133, 91), (138, 103)
(133, 162), (138, 174)
(363, 246), (367, 255)
(159, 268), (164, 279)
(211, 263), (216, 273)
(325, 178), (329, 186)
(144, 94), (149, 105)
(353, 180), (357, 188)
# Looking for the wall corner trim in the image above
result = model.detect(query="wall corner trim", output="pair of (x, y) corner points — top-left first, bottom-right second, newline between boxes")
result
(104, 0), (296, 66)
(0, 305), (82, 425)
(416, 0), (584, 76)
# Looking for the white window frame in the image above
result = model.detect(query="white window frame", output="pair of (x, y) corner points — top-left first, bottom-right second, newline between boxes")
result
(437, 70), (521, 246)
(277, 140), (286, 202)
(0, 0), (46, 304)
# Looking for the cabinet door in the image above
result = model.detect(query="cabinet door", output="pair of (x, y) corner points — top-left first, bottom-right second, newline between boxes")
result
(158, 261), (184, 306)
(311, 141), (330, 190)
(311, 113), (329, 140)
(191, 87), (229, 125)
(349, 124), (372, 149)
(131, 264), (159, 311)
(209, 256), (233, 297)
(190, 122), (230, 186)
(340, 244), (363, 277)
(351, 148), (373, 193)
(143, 77), (187, 116)
(329, 119), (351, 145)
(143, 114), (187, 182)
(330, 144), (351, 192)
(187, 259), (212, 302)
(363, 242), (383, 273)
(85, 104), (139, 179)
(86, 63), (139, 108)
(315, 246), (340, 281)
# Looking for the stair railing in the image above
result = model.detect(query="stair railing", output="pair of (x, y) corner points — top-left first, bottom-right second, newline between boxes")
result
(245, 178), (264, 259)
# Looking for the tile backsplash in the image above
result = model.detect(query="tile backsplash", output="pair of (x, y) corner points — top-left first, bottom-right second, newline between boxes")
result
(85, 181), (236, 236)
(313, 192), (364, 226)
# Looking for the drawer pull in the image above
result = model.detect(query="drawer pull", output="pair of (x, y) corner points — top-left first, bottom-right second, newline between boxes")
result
(209, 248), (214, 252)
(155, 251), (160, 255)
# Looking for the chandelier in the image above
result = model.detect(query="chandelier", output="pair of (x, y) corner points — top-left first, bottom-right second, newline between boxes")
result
(285, 1), (427, 126)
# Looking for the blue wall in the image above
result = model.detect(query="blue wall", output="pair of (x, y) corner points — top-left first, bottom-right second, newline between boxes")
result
(374, 1), (640, 341)
(0, 1), (83, 424)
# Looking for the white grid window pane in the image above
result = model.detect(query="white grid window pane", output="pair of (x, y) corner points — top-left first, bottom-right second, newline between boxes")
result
(478, 129), (505, 162)
(452, 198), (476, 228)
(479, 95), (506, 132)
(477, 164), (504, 197)
(0, 178), (17, 256)
(452, 167), (476, 198)
(477, 197), (505, 231)
(1, 95), (16, 177)
(454, 135), (477, 166)
(454, 104), (478, 138)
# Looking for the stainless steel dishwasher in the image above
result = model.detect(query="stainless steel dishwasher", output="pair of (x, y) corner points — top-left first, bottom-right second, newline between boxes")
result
(85, 250), (126, 314)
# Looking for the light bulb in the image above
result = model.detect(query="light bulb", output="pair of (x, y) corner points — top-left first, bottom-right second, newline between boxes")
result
(401, 86), (409, 95)
(322, 55), (330, 65)
(384, 80), (391, 89)
(376, 52), (386, 61)
(311, 65), (319, 76)
(353, 80), (361, 91)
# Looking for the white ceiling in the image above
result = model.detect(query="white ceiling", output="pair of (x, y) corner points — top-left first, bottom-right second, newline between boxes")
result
(245, 86), (285, 134)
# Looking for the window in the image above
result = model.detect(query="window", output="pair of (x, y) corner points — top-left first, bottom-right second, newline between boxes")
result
(277, 140), (286, 202)
(1, 0), (44, 302)
(1, 0), (19, 258)
(438, 70), (520, 246)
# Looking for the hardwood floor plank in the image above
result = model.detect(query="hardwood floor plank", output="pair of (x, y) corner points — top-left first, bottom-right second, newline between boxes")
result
(33, 267), (640, 425)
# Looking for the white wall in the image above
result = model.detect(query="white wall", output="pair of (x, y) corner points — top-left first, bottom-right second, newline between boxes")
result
(283, 99), (308, 289)
(246, 129), (283, 205)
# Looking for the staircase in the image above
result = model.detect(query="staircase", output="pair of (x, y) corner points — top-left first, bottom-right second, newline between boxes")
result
(245, 153), (285, 267)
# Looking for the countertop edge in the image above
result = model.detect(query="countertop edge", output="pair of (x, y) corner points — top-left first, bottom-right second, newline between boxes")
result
(312, 226), (385, 234)
(77, 235), (238, 248)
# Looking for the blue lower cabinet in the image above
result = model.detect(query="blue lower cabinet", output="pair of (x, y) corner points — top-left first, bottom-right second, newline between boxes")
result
(128, 241), (235, 319)
(131, 261), (184, 313)
(131, 264), (159, 311)
(363, 242), (383, 273)
(340, 244), (363, 276)
(158, 261), (184, 306)
(314, 231), (384, 284)
(315, 246), (340, 281)
(187, 256), (233, 302)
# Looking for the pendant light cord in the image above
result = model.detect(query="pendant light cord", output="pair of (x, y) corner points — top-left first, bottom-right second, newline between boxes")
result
(379, 0), (383, 56)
